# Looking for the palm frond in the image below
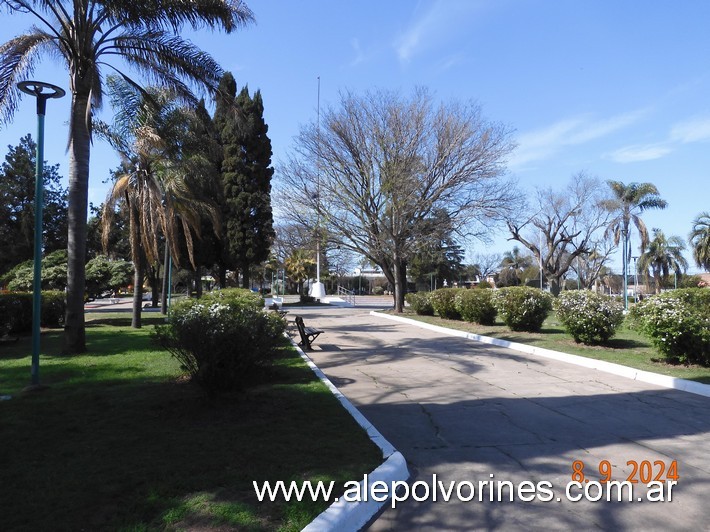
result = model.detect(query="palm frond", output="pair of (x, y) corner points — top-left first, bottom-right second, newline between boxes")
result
(101, 0), (254, 33)
(0, 31), (58, 123)
(690, 212), (710, 270)
(108, 29), (223, 97)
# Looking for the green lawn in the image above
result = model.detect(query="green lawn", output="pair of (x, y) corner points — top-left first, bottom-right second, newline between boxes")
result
(0, 313), (381, 531)
(397, 310), (710, 384)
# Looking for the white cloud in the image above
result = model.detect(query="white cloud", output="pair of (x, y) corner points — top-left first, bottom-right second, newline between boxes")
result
(604, 114), (710, 164)
(607, 143), (673, 163)
(670, 116), (710, 143)
(509, 118), (583, 168)
(509, 110), (646, 169)
(566, 109), (647, 144)
(438, 53), (465, 72)
(349, 38), (366, 67)
(394, 0), (482, 63)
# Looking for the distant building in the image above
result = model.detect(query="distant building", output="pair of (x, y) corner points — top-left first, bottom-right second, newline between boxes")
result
(353, 267), (386, 279)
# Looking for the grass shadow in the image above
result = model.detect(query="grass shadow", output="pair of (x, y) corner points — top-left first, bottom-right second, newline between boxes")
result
(0, 339), (381, 531)
(86, 315), (166, 327)
(602, 337), (652, 350)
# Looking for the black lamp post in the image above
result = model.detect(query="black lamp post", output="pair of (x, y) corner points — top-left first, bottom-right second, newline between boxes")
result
(17, 80), (65, 389)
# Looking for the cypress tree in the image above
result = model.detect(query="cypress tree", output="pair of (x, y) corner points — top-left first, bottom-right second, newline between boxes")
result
(214, 73), (275, 288)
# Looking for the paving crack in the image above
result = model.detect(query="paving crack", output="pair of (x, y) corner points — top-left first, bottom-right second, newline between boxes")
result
(399, 390), (450, 447)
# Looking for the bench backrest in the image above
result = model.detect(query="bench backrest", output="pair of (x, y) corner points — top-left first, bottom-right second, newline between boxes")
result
(294, 316), (308, 344)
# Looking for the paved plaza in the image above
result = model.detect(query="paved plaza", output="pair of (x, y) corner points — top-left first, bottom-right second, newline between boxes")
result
(294, 306), (710, 530)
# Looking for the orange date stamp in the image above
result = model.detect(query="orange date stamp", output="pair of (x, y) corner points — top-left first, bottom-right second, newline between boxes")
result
(571, 459), (679, 484)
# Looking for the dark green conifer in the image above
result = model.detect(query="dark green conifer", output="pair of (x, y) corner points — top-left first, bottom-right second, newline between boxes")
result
(214, 73), (275, 288)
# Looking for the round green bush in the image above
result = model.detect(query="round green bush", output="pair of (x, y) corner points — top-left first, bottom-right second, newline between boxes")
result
(154, 288), (285, 392)
(405, 292), (434, 315)
(554, 290), (624, 344)
(41, 290), (66, 328)
(629, 288), (710, 365)
(493, 286), (553, 332)
(429, 288), (464, 320)
(0, 291), (66, 334)
(455, 289), (497, 325)
(0, 292), (32, 335)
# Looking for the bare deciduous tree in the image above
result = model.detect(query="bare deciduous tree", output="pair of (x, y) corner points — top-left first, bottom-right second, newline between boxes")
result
(472, 252), (503, 280)
(277, 87), (518, 311)
(507, 172), (614, 296)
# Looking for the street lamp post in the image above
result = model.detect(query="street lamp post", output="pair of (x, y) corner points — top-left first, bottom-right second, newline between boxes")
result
(17, 80), (65, 389)
(632, 256), (639, 303)
(310, 76), (325, 300)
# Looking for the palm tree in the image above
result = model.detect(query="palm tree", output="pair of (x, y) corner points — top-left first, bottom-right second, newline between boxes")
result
(498, 246), (532, 286)
(602, 181), (667, 305)
(638, 229), (688, 294)
(285, 249), (315, 300)
(0, 0), (253, 352)
(689, 212), (710, 272)
(98, 78), (220, 327)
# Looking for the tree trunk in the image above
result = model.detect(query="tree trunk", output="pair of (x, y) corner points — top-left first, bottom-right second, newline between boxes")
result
(149, 264), (160, 307)
(132, 252), (144, 328)
(549, 276), (561, 296)
(393, 258), (406, 312)
(161, 244), (169, 314)
(241, 263), (250, 289)
(63, 88), (92, 354)
(218, 264), (227, 288)
(195, 265), (203, 298)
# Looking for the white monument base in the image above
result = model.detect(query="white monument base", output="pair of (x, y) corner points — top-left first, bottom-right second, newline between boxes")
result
(309, 281), (326, 299)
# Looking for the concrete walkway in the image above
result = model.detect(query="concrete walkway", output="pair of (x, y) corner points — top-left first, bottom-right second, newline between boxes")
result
(292, 306), (710, 531)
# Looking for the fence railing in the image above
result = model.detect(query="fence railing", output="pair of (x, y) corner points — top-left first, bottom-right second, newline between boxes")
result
(337, 285), (356, 306)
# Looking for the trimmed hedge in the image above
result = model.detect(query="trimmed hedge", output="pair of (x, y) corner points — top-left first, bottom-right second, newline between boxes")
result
(405, 292), (434, 315)
(493, 286), (552, 332)
(153, 289), (286, 393)
(629, 288), (710, 365)
(429, 288), (464, 320)
(455, 289), (497, 325)
(554, 290), (624, 345)
(0, 291), (66, 335)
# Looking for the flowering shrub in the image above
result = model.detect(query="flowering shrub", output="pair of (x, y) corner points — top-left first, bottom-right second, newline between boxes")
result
(154, 289), (286, 392)
(429, 288), (464, 320)
(493, 286), (553, 332)
(405, 292), (434, 315)
(629, 288), (710, 365)
(554, 291), (624, 345)
(455, 289), (497, 325)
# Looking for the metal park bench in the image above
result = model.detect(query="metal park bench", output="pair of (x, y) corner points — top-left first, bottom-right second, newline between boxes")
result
(294, 316), (324, 351)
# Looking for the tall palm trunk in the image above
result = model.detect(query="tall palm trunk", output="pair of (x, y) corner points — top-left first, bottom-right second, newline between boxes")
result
(129, 201), (143, 328)
(132, 252), (144, 328)
(161, 243), (169, 313)
(63, 89), (92, 354)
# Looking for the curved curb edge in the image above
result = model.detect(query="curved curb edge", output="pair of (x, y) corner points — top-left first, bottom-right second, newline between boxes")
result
(291, 337), (410, 531)
(372, 311), (710, 399)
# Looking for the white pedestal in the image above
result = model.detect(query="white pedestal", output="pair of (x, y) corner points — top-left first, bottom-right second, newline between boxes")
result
(309, 281), (326, 299)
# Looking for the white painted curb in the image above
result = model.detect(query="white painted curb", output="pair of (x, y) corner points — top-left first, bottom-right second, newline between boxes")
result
(290, 337), (410, 531)
(372, 312), (710, 399)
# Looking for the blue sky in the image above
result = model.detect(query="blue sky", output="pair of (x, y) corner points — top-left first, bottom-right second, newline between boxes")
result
(1, 1), (709, 273)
